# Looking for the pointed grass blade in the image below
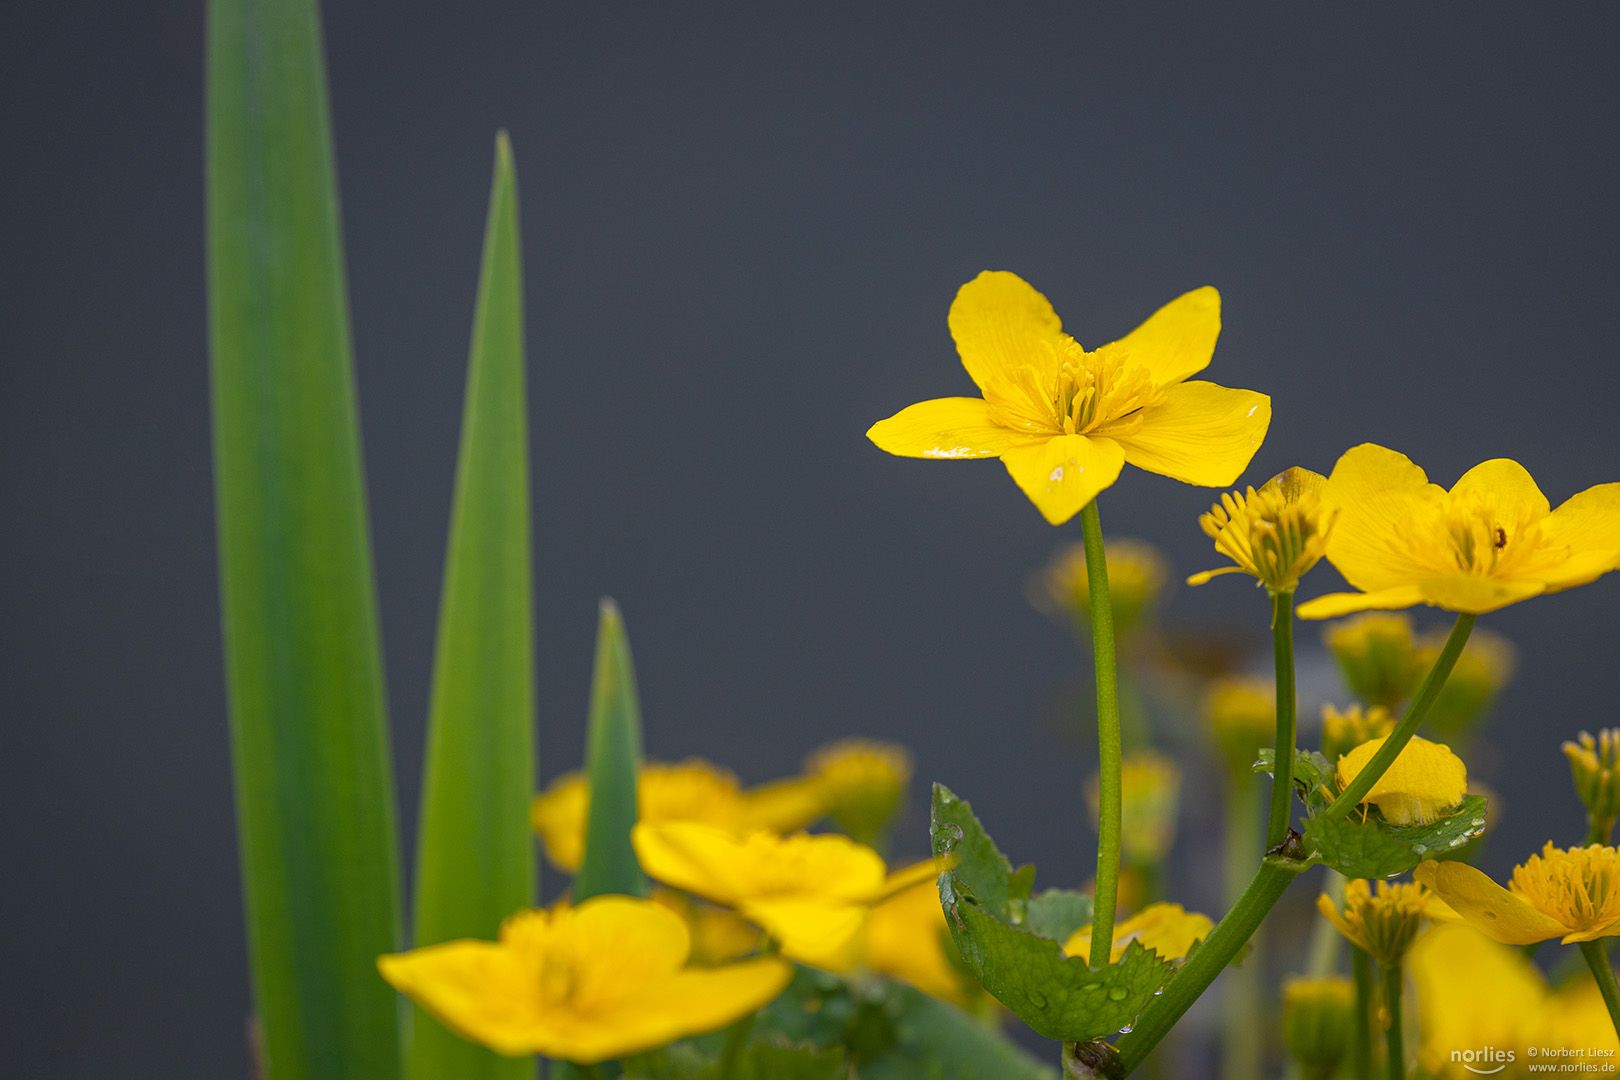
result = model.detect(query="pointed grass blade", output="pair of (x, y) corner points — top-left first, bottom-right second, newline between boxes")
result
(406, 133), (536, 1080)
(572, 599), (646, 901)
(206, 1), (402, 1077)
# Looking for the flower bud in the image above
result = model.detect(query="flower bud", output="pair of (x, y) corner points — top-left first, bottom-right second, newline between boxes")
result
(1187, 467), (1333, 594)
(1319, 702), (1395, 765)
(1563, 729), (1620, 843)
(803, 738), (912, 845)
(1028, 537), (1170, 639)
(1418, 627), (1515, 740)
(1203, 676), (1275, 776)
(1317, 879), (1444, 967)
(1281, 976), (1356, 1079)
(1324, 613), (1423, 710)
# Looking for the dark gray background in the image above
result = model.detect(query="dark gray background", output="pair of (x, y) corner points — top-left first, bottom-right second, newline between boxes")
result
(5, 3), (1620, 1075)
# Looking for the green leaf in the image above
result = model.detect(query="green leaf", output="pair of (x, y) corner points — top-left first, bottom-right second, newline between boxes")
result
(1255, 747), (1337, 813)
(1023, 889), (1094, 943)
(207, 1), (401, 1077)
(407, 134), (535, 1080)
(930, 783), (1014, 922)
(1304, 795), (1489, 878)
(623, 1040), (845, 1080)
(573, 600), (647, 900)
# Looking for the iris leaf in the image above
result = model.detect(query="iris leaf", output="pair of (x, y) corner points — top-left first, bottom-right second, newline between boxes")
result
(573, 600), (647, 900)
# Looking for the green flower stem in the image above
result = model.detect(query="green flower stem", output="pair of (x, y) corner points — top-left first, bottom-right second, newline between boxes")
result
(1351, 946), (1374, 1080)
(1114, 857), (1305, 1073)
(1579, 940), (1620, 1043)
(1382, 963), (1405, 1080)
(1588, 816), (1616, 847)
(1305, 871), (1347, 978)
(572, 1065), (605, 1080)
(1222, 775), (1265, 1080)
(1326, 613), (1476, 819)
(1267, 589), (1297, 850)
(1078, 499), (1122, 969)
(719, 1008), (758, 1079)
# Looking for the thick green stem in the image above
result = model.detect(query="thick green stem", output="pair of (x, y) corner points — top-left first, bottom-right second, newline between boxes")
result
(1327, 613), (1475, 819)
(1580, 940), (1620, 1043)
(1079, 499), (1122, 968)
(719, 1009), (757, 1079)
(1222, 777), (1264, 1080)
(1588, 817), (1617, 847)
(1267, 590), (1297, 849)
(1382, 964), (1404, 1080)
(573, 1065), (605, 1080)
(1115, 857), (1304, 1072)
(1351, 947), (1374, 1080)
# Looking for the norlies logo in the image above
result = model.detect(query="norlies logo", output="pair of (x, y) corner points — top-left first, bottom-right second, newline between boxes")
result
(1453, 1046), (1516, 1075)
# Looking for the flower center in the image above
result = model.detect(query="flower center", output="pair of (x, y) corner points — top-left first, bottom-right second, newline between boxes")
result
(1512, 843), (1620, 931)
(984, 338), (1166, 437)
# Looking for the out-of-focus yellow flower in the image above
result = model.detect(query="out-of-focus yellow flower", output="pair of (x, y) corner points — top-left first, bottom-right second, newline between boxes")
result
(1028, 537), (1170, 637)
(530, 759), (826, 872)
(1063, 902), (1213, 964)
(1297, 445), (1620, 619)
(866, 271), (1271, 525)
(1188, 467), (1333, 594)
(1203, 676), (1275, 775)
(1324, 612), (1424, 709)
(630, 822), (935, 968)
(1336, 734), (1467, 826)
(863, 879), (973, 1006)
(1542, 973), (1620, 1061)
(803, 738), (912, 844)
(1417, 843), (1620, 945)
(1319, 703), (1396, 765)
(1418, 626), (1515, 740)
(650, 888), (761, 966)
(1316, 879), (1450, 967)
(1565, 730), (1620, 842)
(1088, 751), (1181, 864)
(1409, 921), (1547, 1078)
(1281, 976), (1356, 1080)
(376, 895), (791, 1063)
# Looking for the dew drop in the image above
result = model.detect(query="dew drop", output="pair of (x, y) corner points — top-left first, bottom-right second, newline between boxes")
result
(1026, 988), (1049, 1008)
(1449, 836), (1467, 847)
(1107, 987), (1129, 1001)
(1082, 983), (1104, 993)
(1412, 844), (1427, 855)
(1049, 466), (1064, 482)
(1471, 818), (1486, 828)
(1118, 1024), (1133, 1034)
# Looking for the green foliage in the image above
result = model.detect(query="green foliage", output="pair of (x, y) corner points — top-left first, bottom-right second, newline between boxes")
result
(574, 600), (647, 900)
(206, 0), (401, 1075)
(1304, 795), (1489, 878)
(930, 783), (1016, 921)
(408, 135), (535, 1080)
(1255, 747), (1337, 813)
(1023, 889), (1095, 943)
(623, 1039), (845, 1080)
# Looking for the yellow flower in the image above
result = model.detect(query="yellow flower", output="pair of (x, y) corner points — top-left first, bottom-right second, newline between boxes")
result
(1541, 975), (1620, 1063)
(863, 879), (973, 1006)
(1028, 537), (1170, 637)
(1335, 734), (1467, 826)
(1566, 729), (1620, 837)
(376, 895), (791, 1063)
(1319, 703), (1395, 765)
(803, 738), (912, 843)
(1281, 976), (1356, 1079)
(1323, 612), (1424, 709)
(1203, 676), (1275, 775)
(1062, 901), (1213, 964)
(1418, 626), (1516, 739)
(867, 271), (1271, 525)
(1088, 751), (1181, 864)
(1409, 922), (1548, 1078)
(1188, 467), (1333, 593)
(630, 822), (935, 968)
(1416, 842), (1620, 945)
(1297, 444), (1620, 619)
(1316, 879), (1448, 967)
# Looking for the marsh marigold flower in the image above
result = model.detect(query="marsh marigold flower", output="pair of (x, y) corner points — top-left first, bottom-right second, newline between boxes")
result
(1188, 467), (1333, 593)
(1063, 902), (1213, 964)
(1203, 676), (1275, 775)
(1416, 842), (1620, 944)
(1323, 612), (1424, 709)
(1028, 537), (1170, 637)
(867, 271), (1271, 524)
(1316, 879), (1451, 967)
(1418, 626), (1515, 740)
(1297, 444), (1620, 619)
(862, 879), (974, 1006)
(803, 738), (912, 844)
(1319, 703), (1395, 765)
(1409, 922), (1549, 1078)
(376, 895), (791, 1063)
(1281, 976), (1356, 1080)
(1335, 734), (1467, 826)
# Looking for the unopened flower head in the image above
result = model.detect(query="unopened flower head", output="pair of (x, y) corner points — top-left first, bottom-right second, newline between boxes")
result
(1281, 976), (1356, 1079)
(867, 272), (1271, 525)
(1317, 879), (1443, 967)
(1203, 676), (1275, 775)
(1188, 467), (1333, 594)
(804, 738), (913, 843)
(1418, 626), (1516, 740)
(1323, 612), (1424, 709)
(1297, 445), (1620, 619)
(1565, 729), (1620, 838)
(1335, 734), (1467, 826)
(1088, 751), (1182, 864)
(1029, 537), (1169, 637)
(1418, 842), (1620, 945)
(1063, 902), (1213, 964)
(1319, 703), (1395, 765)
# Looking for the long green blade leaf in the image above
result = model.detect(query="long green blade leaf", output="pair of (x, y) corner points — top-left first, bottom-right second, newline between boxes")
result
(573, 599), (646, 901)
(206, 1), (402, 1077)
(407, 133), (535, 1080)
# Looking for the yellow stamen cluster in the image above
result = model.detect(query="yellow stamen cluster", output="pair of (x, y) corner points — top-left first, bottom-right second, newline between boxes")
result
(1335, 734), (1468, 826)
(1324, 612), (1424, 709)
(1028, 537), (1169, 638)
(1510, 842), (1620, 936)
(1317, 879), (1436, 967)
(1281, 976), (1356, 1080)
(1203, 676), (1275, 775)
(1063, 902), (1213, 964)
(1319, 703), (1395, 765)
(1565, 730), (1620, 841)
(1189, 467), (1334, 594)
(986, 338), (1166, 438)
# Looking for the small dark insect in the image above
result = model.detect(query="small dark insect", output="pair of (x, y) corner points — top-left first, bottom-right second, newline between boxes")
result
(1495, 526), (1508, 549)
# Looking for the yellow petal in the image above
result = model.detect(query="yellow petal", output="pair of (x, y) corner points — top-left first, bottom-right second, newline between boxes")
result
(1413, 860), (1569, 945)
(1064, 902), (1213, 963)
(578, 959), (793, 1061)
(632, 822), (889, 907)
(947, 271), (1067, 393)
(1418, 573), (1545, 614)
(737, 776), (827, 833)
(560, 896), (693, 990)
(1295, 585), (1428, 620)
(740, 898), (869, 969)
(865, 881), (964, 1004)
(378, 940), (545, 1057)
(1537, 483), (1620, 591)
(1113, 381), (1270, 486)
(1319, 444), (1447, 592)
(1335, 735), (1467, 825)
(1450, 458), (1552, 519)
(881, 858), (942, 897)
(999, 434), (1125, 525)
(865, 397), (1036, 459)
(1560, 915), (1620, 944)
(1112, 286), (1221, 386)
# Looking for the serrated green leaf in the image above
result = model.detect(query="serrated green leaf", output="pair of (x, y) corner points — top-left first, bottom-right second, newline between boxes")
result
(1255, 747), (1337, 812)
(1023, 889), (1094, 943)
(207, 1), (401, 1077)
(1304, 795), (1488, 878)
(407, 133), (535, 1080)
(574, 600), (647, 900)
(1385, 794), (1490, 861)
(930, 783), (1015, 921)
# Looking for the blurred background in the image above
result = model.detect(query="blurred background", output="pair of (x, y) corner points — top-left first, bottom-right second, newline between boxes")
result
(5, 2), (1620, 1075)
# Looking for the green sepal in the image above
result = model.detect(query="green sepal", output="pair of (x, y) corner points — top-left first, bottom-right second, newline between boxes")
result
(573, 599), (647, 901)
(1304, 794), (1489, 878)
(1255, 748), (1337, 813)
(1024, 889), (1095, 943)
